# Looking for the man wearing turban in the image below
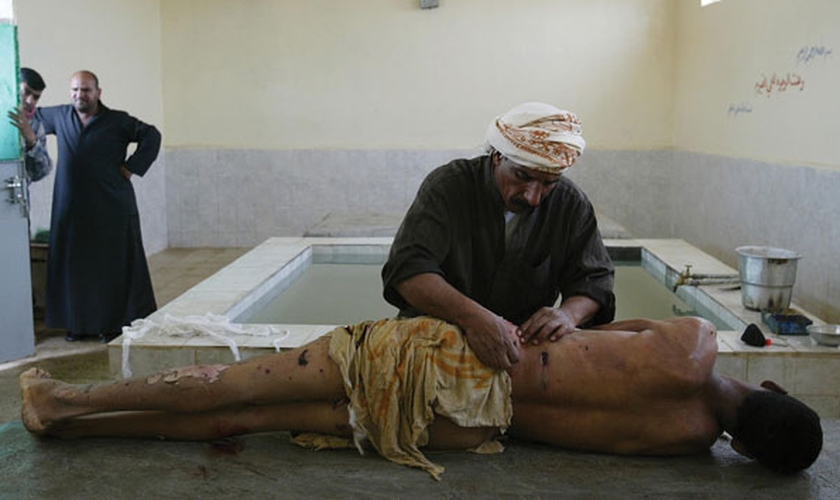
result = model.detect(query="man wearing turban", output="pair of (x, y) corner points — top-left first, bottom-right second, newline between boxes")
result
(382, 102), (615, 371)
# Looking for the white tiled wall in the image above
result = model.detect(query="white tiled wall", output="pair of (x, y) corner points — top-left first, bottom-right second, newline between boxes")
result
(571, 151), (840, 325)
(163, 148), (840, 324)
(164, 148), (477, 248)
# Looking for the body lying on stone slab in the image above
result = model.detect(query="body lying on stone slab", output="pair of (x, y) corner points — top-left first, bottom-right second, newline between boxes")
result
(19, 316), (822, 479)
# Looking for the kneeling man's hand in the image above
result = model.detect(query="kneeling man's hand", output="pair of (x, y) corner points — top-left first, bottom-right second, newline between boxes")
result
(520, 307), (576, 344)
(464, 314), (520, 371)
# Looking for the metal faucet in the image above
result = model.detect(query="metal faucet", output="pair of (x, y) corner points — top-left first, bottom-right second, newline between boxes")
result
(672, 263), (740, 291)
(673, 264), (693, 292)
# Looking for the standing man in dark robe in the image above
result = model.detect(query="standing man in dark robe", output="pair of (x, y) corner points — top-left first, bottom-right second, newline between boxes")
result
(37, 70), (161, 342)
(382, 102), (615, 371)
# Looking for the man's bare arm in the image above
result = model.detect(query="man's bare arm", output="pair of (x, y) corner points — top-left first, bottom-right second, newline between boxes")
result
(591, 318), (663, 333)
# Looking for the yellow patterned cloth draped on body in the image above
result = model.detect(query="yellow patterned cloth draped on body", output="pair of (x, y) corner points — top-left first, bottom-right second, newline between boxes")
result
(295, 316), (513, 480)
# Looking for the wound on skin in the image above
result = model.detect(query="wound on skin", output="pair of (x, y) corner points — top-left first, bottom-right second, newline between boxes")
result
(146, 365), (229, 385)
(298, 349), (309, 366)
(537, 351), (551, 392)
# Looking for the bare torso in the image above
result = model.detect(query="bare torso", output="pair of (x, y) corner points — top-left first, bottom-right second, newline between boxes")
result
(505, 317), (723, 455)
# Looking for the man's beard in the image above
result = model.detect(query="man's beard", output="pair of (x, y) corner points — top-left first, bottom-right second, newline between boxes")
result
(74, 101), (93, 113)
(510, 199), (534, 214)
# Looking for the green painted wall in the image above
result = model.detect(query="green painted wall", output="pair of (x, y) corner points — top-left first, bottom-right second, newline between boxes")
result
(0, 23), (20, 161)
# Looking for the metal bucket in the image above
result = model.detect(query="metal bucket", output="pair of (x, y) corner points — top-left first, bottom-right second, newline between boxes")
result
(736, 246), (801, 312)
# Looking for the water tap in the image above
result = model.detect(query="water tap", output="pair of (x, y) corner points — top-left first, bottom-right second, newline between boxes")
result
(673, 264), (693, 292)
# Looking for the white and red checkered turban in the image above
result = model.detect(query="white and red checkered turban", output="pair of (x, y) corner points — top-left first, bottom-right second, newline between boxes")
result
(485, 102), (586, 174)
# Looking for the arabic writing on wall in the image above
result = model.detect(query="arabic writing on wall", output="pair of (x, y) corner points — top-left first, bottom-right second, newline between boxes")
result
(753, 44), (833, 99)
(727, 102), (752, 116)
(796, 45), (833, 65)
(729, 43), (833, 117)
(754, 72), (805, 98)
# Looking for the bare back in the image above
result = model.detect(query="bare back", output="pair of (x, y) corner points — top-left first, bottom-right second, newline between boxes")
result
(507, 317), (723, 455)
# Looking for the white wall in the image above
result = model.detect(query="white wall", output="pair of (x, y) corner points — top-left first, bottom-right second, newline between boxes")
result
(670, 0), (839, 322)
(580, 0), (840, 322)
(17, 0), (677, 254)
(160, 0), (676, 150)
(674, 0), (839, 168)
(158, 0), (680, 250)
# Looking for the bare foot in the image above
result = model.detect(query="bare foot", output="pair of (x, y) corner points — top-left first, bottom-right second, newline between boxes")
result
(19, 368), (57, 435)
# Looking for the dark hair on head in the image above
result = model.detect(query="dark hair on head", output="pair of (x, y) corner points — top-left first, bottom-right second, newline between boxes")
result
(20, 67), (46, 91)
(732, 390), (822, 474)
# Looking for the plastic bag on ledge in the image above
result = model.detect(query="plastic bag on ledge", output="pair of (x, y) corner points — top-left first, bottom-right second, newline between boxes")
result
(120, 313), (289, 378)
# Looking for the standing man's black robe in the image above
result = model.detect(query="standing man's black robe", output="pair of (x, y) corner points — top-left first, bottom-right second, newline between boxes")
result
(38, 103), (161, 335)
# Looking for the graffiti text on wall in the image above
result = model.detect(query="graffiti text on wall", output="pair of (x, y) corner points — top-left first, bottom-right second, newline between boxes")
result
(754, 73), (805, 98)
(728, 43), (833, 116)
(727, 102), (753, 116)
(796, 45), (833, 65)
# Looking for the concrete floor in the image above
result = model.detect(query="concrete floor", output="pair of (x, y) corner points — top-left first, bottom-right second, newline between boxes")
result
(1, 247), (839, 499)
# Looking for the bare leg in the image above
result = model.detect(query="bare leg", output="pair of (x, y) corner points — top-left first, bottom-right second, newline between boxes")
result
(21, 333), (501, 453)
(43, 401), (353, 440)
(25, 383), (496, 451)
(46, 402), (497, 451)
(21, 336), (345, 434)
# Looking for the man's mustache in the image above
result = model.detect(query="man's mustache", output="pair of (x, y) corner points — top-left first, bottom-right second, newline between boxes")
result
(511, 198), (533, 213)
